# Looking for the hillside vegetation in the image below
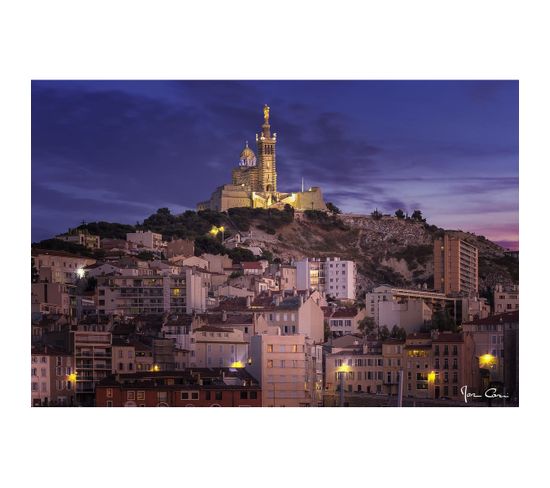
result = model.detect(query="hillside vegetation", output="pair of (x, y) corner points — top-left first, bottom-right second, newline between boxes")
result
(36, 207), (518, 294)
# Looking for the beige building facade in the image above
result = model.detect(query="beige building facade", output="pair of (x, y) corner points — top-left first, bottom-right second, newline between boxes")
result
(434, 234), (478, 296)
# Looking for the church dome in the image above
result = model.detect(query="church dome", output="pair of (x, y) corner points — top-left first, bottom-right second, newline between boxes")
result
(239, 141), (257, 167)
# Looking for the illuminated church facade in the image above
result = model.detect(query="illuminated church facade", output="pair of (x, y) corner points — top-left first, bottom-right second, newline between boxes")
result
(197, 105), (327, 212)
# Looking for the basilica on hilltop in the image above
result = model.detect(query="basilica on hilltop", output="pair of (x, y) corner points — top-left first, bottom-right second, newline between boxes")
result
(197, 105), (327, 212)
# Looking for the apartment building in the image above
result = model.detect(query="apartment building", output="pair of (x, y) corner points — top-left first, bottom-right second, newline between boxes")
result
(56, 231), (100, 250)
(365, 285), (450, 328)
(461, 311), (519, 384)
(434, 234), (479, 296)
(191, 326), (249, 368)
(493, 284), (519, 314)
(31, 345), (76, 406)
(96, 268), (206, 316)
(295, 257), (356, 300)
(166, 238), (194, 258)
(112, 338), (137, 374)
(278, 264), (297, 291)
(324, 331), (476, 402)
(262, 294), (325, 343)
(31, 281), (76, 317)
(73, 330), (112, 406)
(328, 307), (367, 337)
(95, 369), (261, 407)
(248, 333), (314, 407)
(32, 250), (96, 284)
(126, 230), (165, 252)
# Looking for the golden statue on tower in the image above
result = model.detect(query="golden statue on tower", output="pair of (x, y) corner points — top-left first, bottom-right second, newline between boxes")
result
(263, 104), (270, 123)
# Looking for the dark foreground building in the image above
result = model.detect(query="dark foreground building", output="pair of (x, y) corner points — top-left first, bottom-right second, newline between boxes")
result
(96, 368), (261, 407)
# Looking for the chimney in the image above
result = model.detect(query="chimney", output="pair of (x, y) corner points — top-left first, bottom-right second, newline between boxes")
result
(222, 310), (227, 322)
(246, 296), (251, 308)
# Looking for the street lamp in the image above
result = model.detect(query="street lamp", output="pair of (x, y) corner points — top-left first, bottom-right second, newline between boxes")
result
(209, 225), (225, 242)
(478, 353), (497, 397)
(337, 363), (351, 407)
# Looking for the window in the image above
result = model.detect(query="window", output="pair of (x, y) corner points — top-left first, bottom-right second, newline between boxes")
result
(215, 391), (222, 401)
(41, 368), (47, 377)
(56, 357), (62, 366)
(137, 391), (145, 400)
(205, 391), (211, 401)
(127, 391), (135, 400)
(250, 391), (258, 400)
(107, 388), (113, 398)
(267, 360), (273, 368)
(31, 368), (37, 376)
(240, 391), (248, 400)
(106, 401), (113, 407)
(41, 356), (47, 363)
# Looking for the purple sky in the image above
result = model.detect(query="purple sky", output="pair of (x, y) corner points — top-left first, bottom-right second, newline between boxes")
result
(31, 80), (519, 249)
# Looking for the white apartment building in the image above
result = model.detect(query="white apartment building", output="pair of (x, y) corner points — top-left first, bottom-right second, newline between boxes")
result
(365, 285), (453, 329)
(126, 230), (166, 252)
(96, 268), (206, 316)
(295, 257), (356, 300)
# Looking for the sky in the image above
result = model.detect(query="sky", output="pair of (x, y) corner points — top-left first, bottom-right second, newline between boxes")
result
(31, 80), (519, 249)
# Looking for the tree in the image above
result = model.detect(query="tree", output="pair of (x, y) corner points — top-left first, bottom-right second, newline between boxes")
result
(194, 236), (226, 256)
(326, 202), (342, 215)
(411, 209), (426, 222)
(324, 322), (331, 342)
(358, 316), (376, 337)
(390, 325), (407, 340)
(378, 325), (390, 340)
(395, 209), (405, 219)
(261, 249), (274, 263)
(431, 309), (457, 332)
(85, 276), (97, 292)
(136, 251), (155, 261)
(371, 209), (383, 220)
(227, 247), (256, 264)
(31, 261), (39, 283)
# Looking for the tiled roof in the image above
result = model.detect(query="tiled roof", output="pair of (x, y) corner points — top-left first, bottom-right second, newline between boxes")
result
(462, 310), (519, 325)
(331, 308), (359, 318)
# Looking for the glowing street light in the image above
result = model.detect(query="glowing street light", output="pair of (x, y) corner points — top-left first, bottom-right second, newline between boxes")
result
(230, 361), (245, 369)
(209, 225), (225, 241)
(428, 371), (436, 383)
(151, 364), (160, 372)
(337, 363), (351, 406)
(76, 267), (86, 279)
(479, 354), (496, 368)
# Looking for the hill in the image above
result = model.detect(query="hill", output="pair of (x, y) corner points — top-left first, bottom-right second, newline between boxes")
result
(48, 207), (517, 296)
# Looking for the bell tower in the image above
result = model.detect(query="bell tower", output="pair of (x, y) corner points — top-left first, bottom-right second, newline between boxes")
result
(256, 104), (277, 193)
